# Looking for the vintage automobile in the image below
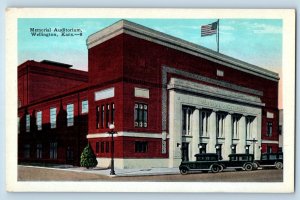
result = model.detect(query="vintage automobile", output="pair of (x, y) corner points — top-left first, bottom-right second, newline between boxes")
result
(219, 154), (256, 171)
(254, 152), (283, 169)
(179, 153), (222, 175)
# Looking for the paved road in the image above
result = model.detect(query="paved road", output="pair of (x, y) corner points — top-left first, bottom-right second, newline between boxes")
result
(18, 165), (283, 182)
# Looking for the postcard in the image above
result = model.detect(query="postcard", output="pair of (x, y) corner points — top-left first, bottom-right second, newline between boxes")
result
(6, 8), (295, 192)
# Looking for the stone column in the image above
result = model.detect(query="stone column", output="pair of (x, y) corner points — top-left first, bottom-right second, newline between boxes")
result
(237, 115), (246, 153)
(168, 90), (182, 167)
(224, 114), (232, 160)
(191, 109), (200, 160)
(208, 111), (217, 153)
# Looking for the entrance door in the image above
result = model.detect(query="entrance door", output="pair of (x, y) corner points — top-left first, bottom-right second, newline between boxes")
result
(181, 142), (189, 161)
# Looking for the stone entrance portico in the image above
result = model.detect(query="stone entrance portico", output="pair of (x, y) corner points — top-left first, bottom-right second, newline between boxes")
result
(168, 77), (263, 167)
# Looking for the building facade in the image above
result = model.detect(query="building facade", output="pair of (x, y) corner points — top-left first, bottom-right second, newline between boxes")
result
(18, 20), (280, 169)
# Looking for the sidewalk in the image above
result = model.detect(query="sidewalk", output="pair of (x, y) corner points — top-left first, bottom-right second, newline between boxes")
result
(71, 167), (180, 177)
(20, 165), (180, 177)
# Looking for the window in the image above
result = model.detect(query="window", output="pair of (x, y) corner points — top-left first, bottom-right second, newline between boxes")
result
(134, 103), (148, 128)
(246, 117), (254, 139)
(67, 104), (74, 127)
(67, 146), (73, 160)
(217, 113), (226, 138)
(36, 111), (42, 131)
(267, 122), (273, 136)
(96, 142), (100, 153)
(101, 142), (104, 153)
(101, 105), (105, 128)
(96, 106), (100, 129)
(135, 141), (148, 153)
(36, 144), (42, 159)
(200, 111), (210, 137)
(50, 107), (57, 129)
(105, 141), (110, 153)
(182, 106), (192, 135)
(50, 142), (57, 159)
(111, 103), (115, 125)
(261, 154), (268, 160)
(106, 104), (110, 128)
(26, 114), (30, 132)
(232, 115), (240, 139)
(81, 100), (88, 114)
(24, 144), (30, 158)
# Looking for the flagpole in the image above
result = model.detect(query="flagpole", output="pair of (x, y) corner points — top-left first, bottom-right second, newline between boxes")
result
(217, 19), (220, 53)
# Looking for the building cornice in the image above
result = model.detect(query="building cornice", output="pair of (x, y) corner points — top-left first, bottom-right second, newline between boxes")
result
(87, 131), (170, 139)
(167, 77), (264, 107)
(87, 20), (279, 82)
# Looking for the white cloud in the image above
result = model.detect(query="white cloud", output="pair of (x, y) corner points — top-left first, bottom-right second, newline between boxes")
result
(251, 23), (282, 34)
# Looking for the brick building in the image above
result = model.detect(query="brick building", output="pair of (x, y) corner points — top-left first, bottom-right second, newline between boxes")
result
(18, 20), (280, 168)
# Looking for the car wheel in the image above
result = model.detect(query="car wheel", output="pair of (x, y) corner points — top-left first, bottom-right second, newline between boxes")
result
(252, 162), (259, 170)
(180, 168), (189, 175)
(275, 162), (283, 169)
(219, 165), (224, 172)
(210, 164), (220, 173)
(243, 163), (253, 171)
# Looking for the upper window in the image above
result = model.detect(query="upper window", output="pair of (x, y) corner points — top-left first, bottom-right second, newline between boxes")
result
(26, 114), (30, 132)
(81, 100), (88, 114)
(50, 107), (57, 129)
(67, 104), (74, 127)
(134, 103), (148, 128)
(217, 113), (226, 138)
(232, 115), (240, 139)
(267, 122), (273, 137)
(200, 111), (210, 137)
(182, 106), (192, 135)
(36, 111), (42, 131)
(246, 117), (254, 139)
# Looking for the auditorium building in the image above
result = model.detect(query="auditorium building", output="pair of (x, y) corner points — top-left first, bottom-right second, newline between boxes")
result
(18, 20), (280, 169)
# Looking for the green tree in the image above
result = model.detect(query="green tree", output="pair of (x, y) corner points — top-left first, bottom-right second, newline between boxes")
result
(80, 144), (98, 169)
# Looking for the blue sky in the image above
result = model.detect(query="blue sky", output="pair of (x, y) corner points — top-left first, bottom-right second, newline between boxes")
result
(18, 18), (282, 72)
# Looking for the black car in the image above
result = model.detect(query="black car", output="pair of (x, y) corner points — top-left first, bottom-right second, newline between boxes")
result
(255, 153), (283, 169)
(220, 154), (256, 171)
(179, 153), (221, 175)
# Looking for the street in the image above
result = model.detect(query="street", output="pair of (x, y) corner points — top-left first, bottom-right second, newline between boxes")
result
(18, 165), (283, 182)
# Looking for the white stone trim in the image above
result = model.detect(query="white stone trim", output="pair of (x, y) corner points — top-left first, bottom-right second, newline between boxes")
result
(87, 20), (279, 81)
(87, 131), (169, 139)
(134, 87), (149, 98)
(94, 87), (114, 101)
(168, 77), (264, 106)
(96, 158), (169, 169)
(267, 112), (274, 118)
(262, 140), (279, 144)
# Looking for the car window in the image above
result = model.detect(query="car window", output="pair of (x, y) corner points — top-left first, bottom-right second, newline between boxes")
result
(230, 156), (238, 161)
(240, 156), (249, 161)
(261, 155), (268, 160)
(278, 154), (283, 159)
(269, 155), (277, 160)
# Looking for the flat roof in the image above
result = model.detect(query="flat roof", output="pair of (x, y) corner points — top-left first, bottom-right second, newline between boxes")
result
(87, 19), (279, 82)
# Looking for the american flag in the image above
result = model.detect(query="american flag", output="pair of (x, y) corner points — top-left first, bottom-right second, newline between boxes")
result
(201, 21), (218, 37)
